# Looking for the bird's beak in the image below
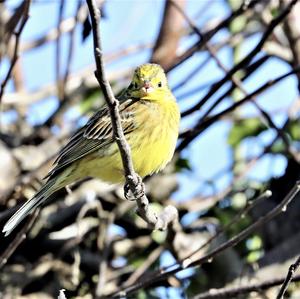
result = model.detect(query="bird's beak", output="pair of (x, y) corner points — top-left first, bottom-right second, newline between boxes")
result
(143, 80), (151, 89)
(141, 80), (154, 94)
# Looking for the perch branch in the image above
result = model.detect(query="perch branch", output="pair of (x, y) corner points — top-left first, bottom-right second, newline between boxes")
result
(86, 0), (178, 230)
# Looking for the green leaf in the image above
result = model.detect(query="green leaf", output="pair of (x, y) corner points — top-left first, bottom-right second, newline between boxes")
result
(287, 119), (300, 141)
(270, 7), (280, 17)
(228, 118), (266, 148)
(270, 139), (285, 154)
(79, 88), (102, 114)
(175, 157), (192, 171)
(247, 250), (263, 263)
(151, 230), (167, 244)
(247, 235), (262, 250)
(227, 0), (247, 34)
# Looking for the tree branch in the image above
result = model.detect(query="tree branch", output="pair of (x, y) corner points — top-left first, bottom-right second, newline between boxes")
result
(171, 0), (299, 162)
(0, 209), (38, 269)
(150, 0), (186, 69)
(86, 0), (178, 231)
(277, 255), (300, 299)
(178, 64), (300, 151)
(181, 0), (298, 117)
(192, 273), (300, 299)
(0, 0), (30, 103)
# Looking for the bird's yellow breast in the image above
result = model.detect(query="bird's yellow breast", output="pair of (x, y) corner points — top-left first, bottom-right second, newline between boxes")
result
(76, 97), (180, 183)
(130, 99), (180, 177)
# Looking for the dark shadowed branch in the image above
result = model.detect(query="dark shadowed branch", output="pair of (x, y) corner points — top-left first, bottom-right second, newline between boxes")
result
(277, 255), (300, 299)
(0, 209), (38, 269)
(192, 273), (300, 299)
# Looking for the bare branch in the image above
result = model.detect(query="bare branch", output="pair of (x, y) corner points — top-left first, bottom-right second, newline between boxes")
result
(86, 0), (178, 230)
(181, 0), (298, 117)
(171, 0), (299, 162)
(150, 0), (186, 69)
(192, 274), (300, 299)
(283, 0), (300, 90)
(45, 0), (82, 127)
(182, 190), (272, 268)
(167, 0), (259, 72)
(0, 0), (30, 103)
(0, 209), (38, 269)
(277, 255), (300, 299)
(178, 65), (300, 151)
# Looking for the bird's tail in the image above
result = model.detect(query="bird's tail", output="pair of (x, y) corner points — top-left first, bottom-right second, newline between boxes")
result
(2, 178), (60, 236)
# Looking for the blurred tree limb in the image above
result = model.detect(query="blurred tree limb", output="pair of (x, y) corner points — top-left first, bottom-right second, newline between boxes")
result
(0, 0), (30, 103)
(150, 0), (186, 69)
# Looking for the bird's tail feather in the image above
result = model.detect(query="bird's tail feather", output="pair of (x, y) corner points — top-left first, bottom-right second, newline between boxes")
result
(2, 179), (58, 236)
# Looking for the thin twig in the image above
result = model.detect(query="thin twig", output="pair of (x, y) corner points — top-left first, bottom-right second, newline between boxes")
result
(178, 64), (300, 151)
(0, 209), (38, 268)
(96, 209), (114, 298)
(277, 255), (300, 299)
(45, 0), (82, 127)
(86, 0), (178, 230)
(0, 0), (30, 103)
(192, 273), (300, 299)
(181, 0), (298, 117)
(171, 0), (299, 162)
(176, 55), (269, 102)
(182, 190), (272, 268)
(167, 0), (259, 72)
(56, 0), (64, 99)
(20, 3), (88, 52)
(122, 245), (164, 288)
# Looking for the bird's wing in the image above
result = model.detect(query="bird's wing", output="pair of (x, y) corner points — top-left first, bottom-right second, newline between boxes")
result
(45, 98), (138, 179)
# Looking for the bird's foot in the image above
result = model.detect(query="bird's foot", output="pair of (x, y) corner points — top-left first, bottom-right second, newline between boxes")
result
(124, 176), (145, 201)
(124, 182), (135, 201)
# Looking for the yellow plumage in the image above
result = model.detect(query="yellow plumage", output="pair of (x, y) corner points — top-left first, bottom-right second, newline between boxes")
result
(3, 63), (180, 235)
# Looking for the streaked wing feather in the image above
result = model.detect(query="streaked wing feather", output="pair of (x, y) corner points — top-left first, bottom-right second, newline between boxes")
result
(45, 99), (137, 179)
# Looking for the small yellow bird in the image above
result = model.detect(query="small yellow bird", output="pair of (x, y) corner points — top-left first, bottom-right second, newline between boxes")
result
(3, 63), (180, 236)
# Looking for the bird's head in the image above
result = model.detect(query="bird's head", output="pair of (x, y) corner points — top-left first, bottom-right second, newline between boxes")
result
(126, 63), (170, 100)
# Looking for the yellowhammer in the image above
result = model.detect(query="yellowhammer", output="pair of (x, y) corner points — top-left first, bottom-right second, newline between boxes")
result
(3, 63), (180, 236)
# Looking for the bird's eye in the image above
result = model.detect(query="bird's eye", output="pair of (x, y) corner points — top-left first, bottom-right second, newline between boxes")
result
(134, 82), (138, 89)
(158, 82), (162, 87)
